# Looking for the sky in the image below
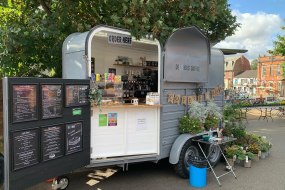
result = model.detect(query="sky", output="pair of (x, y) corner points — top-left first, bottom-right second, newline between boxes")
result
(215, 0), (285, 62)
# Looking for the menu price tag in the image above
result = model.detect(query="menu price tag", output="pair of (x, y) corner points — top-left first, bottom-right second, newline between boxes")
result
(12, 129), (39, 170)
(42, 84), (63, 119)
(66, 122), (83, 154)
(41, 126), (64, 162)
(12, 85), (38, 123)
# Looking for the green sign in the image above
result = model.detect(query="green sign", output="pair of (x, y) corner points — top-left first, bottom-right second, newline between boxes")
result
(99, 114), (108, 127)
(72, 108), (82, 116)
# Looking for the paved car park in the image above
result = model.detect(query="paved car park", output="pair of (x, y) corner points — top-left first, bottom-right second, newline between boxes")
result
(28, 110), (285, 190)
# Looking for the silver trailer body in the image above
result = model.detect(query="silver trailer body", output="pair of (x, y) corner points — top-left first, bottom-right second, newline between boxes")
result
(62, 25), (224, 168)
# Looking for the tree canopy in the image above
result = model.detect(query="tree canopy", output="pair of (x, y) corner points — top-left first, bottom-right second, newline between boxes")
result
(0, 0), (240, 77)
(250, 59), (258, 70)
(270, 25), (285, 56)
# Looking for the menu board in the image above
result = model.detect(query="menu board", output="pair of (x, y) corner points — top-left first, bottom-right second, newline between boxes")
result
(66, 122), (82, 154)
(41, 85), (63, 119)
(12, 129), (39, 170)
(12, 85), (38, 123)
(65, 85), (89, 107)
(41, 126), (64, 162)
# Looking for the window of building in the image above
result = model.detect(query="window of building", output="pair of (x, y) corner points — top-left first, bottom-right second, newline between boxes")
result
(241, 79), (246, 84)
(277, 65), (281, 76)
(278, 82), (281, 91)
(232, 61), (234, 66)
(250, 79), (253, 84)
(262, 66), (266, 77)
(270, 65), (273, 76)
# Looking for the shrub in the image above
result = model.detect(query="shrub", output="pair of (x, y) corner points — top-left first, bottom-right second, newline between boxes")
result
(178, 114), (204, 134)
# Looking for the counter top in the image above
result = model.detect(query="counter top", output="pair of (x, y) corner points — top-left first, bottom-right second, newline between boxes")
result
(93, 104), (161, 109)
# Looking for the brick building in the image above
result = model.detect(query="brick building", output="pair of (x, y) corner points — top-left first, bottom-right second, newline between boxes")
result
(257, 55), (285, 97)
(224, 55), (251, 90)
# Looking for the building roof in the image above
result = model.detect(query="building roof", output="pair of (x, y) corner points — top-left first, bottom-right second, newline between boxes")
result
(234, 70), (257, 78)
(220, 48), (248, 55)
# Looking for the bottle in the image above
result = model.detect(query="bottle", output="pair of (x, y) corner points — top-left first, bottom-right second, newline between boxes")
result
(208, 128), (213, 139)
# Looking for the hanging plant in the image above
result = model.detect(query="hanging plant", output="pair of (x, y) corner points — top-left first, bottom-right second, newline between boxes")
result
(89, 81), (103, 110)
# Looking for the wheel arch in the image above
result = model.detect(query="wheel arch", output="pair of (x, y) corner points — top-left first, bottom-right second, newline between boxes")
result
(169, 133), (198, 164)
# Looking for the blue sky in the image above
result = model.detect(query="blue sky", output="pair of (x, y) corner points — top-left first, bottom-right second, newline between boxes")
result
(215, 0), (285, 61)
(229, 0), (285, 19)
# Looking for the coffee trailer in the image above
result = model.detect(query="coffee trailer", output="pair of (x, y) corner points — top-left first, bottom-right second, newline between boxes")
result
(62, 25), (224, 177)
(1, 25), (242, 190)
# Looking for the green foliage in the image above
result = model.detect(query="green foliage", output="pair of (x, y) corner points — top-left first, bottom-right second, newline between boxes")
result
(178, 113), (204, 134)
(250, 59), (258, 70)
(224, 145), (242, 158)
(270, 25), (285, 56)
(89, 82), (103, 108)
(204, 116), (218, 131)
(248, 143), (260, 154)
(238, 151), (255, 161)
(224, 103), (240, 122)
(0, 0), (239, 77)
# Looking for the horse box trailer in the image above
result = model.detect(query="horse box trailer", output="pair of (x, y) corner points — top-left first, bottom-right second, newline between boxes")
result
(1, 25), (226, 190)
(62, 25), (224, 177)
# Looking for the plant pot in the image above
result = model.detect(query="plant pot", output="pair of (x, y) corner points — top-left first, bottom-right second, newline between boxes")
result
(252, 154), (259, 161)
(261, 152), (267, 159)
(226, 158), (235, 168)
(265, 151), (269, 157)
(244, 160), (252, 168)
(235, 158), (243, 166)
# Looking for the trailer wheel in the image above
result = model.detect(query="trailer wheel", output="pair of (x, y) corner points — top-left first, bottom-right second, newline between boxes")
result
(173, 140), (200, 179)
(55, 176), (69, 190)
(205, 144), (221, 167)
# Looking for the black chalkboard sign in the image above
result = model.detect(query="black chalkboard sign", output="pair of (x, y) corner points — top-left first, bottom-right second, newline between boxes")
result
(12, 85), (38, 123)
(12, 129), (39, 170)
(65, 85), (89, 107)
(41, 125), (64, 162)
(41, 84), (63, 119)
(5, 78), (90, 190)
(66, 122), (82, 154)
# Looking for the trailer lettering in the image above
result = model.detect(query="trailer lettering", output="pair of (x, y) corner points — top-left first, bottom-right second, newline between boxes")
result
(175, 64), (200, 72)
(108, 33), (132, 45)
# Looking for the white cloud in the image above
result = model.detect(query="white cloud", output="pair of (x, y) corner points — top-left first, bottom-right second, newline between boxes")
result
(215, 10), (284, 62)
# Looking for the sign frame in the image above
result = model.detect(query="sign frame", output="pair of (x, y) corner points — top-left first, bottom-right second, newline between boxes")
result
(3, 78), (91, 190)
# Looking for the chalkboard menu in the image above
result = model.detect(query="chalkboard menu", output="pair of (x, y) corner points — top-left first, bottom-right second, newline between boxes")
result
(41, 126), (64, 161)
(41, 85), (63, 119)
(12, 85), (38, 123)
(65, 85), (89, 107)
(66, 122), (82, 154)
(12, 129), (39, 170)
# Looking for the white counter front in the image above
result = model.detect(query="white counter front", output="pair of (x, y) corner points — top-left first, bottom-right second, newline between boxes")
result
(90, 104), (160, 159)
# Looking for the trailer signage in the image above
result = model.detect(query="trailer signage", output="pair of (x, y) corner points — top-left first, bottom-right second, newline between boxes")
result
(107, 33), (132, 46)
(3, 78), (91, 190)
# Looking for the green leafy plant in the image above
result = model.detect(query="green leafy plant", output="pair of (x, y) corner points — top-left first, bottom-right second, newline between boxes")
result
(238, 151), (255, 161)
(204, 101), (222, 130)
(89, 82), (103, 109)
(178, 113), (204, 134)
(248, 143), (260, 154)
(224, 145), (243, 159)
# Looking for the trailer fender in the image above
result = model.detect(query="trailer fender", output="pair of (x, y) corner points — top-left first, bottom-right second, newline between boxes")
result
(169, 134), (195, 164)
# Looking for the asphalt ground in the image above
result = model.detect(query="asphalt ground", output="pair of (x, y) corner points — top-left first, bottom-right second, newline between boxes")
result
(27, 109), (285, 190)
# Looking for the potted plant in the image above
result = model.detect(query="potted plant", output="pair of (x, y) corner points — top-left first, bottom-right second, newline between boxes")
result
(224, 145), (240, 168)
(260, 141), (269, 159)
(204, 101), (222, 131)
(238, 151), (254, 168)
(248, 143), (261, 161)
(178, 113), (204, 134)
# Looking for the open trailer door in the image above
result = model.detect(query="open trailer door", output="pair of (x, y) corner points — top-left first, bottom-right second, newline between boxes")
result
(2, 77), (91, 190)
